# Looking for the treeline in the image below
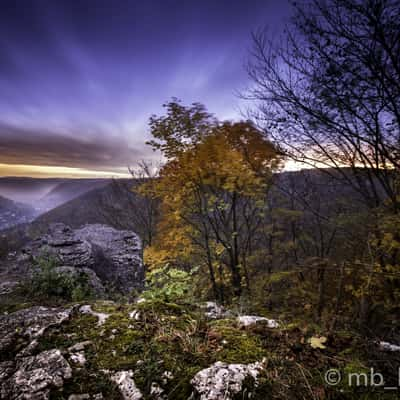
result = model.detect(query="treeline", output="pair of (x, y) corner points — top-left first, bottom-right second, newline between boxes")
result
(133, 0), (399, 335)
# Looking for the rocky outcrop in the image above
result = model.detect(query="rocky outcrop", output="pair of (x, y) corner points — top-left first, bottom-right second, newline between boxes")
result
(75, 224), (143, 294)
(0, 307), (74, 399)
(22, 223), (144, 294)
(190, 361), (264, 400)
(1, 349), (72, 400)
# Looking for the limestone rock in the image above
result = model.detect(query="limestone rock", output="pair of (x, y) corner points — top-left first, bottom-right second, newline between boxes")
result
(76, 224), (143, 294)
(0, 361), (15, 382)
(150, 382), (165, 399)
(1, 349), (72, 400)
(201, 302), (231, 320)
(0, 306), (71, 358)
(22, 223), (144, 294)
(69, 352), (86, 366)
(24, 224), (93, 268)
(79, 305), (110, 326)
(68, 395), (90, 400)
(379, 341), (400, 352)
(129, 310), (140, 321)
(237, 315), (279, 328)
(68, 341), (92, 353)
(190, 361), (264, 400)
(110, 370), (143, 400)
(0, 280), (19, 295)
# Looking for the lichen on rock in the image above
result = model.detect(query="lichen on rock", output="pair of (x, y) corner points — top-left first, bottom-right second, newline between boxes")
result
(110, 370), (143, 400)
(190, 360), (265, 400)
(237, 315), (279, 328)
(0, 306), (72, 360)
(1, 349), (72, 400)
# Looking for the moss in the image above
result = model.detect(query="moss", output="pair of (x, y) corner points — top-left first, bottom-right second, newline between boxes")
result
(0, 300), (34, 315)
(37, 314), (98, 352)
(50, 368), (122, 399)
(136, 298), (190, 316)
(29, 299), (391, 400)
(209, 320), (267, 364)
(267, 271), (295, 283)
(35, 300), (207, 399)
(91, 300), (121, 314)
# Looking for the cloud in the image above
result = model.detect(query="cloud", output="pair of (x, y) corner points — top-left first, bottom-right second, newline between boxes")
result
(0, 0), (291, 177)
(0, 122), (149, 173)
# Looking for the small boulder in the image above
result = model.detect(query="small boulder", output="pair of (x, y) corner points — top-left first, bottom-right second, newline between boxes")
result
(68, 395), (90, 400)
(379, 341), (400, 352)
(79, 305), (110, 326)
(69, 352), (86, 366)
(201, 302), (230, 319)
(110, 370), (143, 400)
(190, 361), (264, 400)
(68, 341), (92, 353)
(237, 315), (279, 328)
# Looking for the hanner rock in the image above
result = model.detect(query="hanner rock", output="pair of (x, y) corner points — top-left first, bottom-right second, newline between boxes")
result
(23, 223), (144, 295)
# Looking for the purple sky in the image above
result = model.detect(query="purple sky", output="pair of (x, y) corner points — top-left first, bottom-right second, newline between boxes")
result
(0, 0), (290, 177)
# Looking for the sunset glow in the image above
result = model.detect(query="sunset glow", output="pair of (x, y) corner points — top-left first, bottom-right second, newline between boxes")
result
(0, 163), (131, 178)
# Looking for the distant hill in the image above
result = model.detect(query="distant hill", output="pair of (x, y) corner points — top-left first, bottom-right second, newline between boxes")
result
(1, 169), (384, 253)
(39, 178), (111, 211)
(0, 179), (145, 252)
(0, 194), (37, 231)
(32, 180), (141, 232)
(0, 177), (63, 204)
(0, 177), (111, 210)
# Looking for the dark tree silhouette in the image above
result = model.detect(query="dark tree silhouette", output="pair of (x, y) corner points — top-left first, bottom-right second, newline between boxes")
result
(247, 0), (400, 209)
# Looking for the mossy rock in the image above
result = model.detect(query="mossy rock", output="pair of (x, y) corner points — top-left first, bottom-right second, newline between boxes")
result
(50, 368), (122, 399)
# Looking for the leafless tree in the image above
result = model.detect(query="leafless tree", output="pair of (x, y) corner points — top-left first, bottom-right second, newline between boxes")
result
(246, 0), (400, 210)
(97, 160), (161, 247)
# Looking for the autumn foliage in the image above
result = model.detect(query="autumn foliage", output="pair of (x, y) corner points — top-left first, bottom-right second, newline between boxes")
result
(141, 100), (281, 300)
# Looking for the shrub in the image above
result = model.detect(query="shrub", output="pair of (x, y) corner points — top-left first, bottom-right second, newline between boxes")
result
(28, 255), (93, 302)
(143, 264), (196, 304)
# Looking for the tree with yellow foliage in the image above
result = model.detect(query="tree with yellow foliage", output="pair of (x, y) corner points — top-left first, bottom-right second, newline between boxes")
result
(141, 100), (281, 301)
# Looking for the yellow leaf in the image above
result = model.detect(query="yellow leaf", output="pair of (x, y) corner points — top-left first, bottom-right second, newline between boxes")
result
(308, 336), (327, 349)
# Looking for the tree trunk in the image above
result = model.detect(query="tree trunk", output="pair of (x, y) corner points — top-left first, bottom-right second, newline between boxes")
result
(330, 262), (345, 332)
(317, 262), (326, 321)
(231, 192), (242, 297)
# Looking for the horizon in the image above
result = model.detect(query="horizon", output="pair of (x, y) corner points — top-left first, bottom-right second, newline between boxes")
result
(0, 0), (290, 178)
